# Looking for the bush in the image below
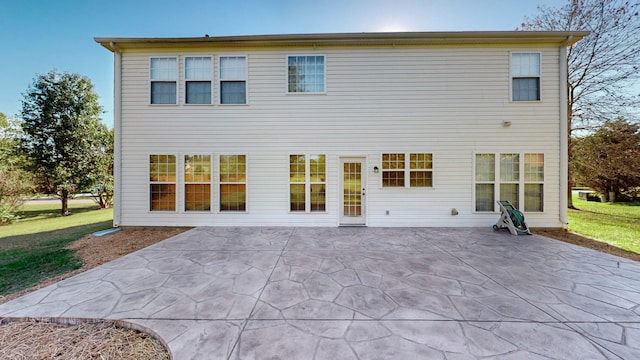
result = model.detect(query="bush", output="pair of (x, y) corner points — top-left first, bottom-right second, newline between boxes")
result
(0, 170), (33, 224)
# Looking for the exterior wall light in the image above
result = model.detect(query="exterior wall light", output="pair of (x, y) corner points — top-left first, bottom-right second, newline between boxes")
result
(373, 166), (379, 173)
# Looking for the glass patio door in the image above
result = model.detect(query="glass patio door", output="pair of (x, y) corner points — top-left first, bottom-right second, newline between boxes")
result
(340, 157), (366, 225)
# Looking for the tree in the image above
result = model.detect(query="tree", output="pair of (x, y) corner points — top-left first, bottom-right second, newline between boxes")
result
(0, 112), (33, 224)
(520, 0), (640, 207)
(19, 70), (106, 215)
(573, 118), (640, 201)
(89, 127), (114, 209)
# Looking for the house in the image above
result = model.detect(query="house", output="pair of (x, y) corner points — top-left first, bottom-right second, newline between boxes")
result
(95, 31), (587, 228)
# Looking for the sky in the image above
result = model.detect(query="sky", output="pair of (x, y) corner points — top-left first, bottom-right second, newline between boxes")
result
(1, 0), (568, 127)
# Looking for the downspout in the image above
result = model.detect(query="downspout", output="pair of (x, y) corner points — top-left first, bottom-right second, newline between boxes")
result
(559, 36), (572, 229)
(111, 42), (122, 227)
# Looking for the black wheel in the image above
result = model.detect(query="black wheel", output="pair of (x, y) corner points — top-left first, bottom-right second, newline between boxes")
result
(492, 225), (499, 231)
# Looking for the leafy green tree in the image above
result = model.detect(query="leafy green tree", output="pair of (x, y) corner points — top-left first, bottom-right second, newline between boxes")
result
(89, 127), (114, 209)
(520, 0), (640, 208)
(19, 70), (107, 215)
(573, 118), (640, 202)
(0, 112), (34, 224)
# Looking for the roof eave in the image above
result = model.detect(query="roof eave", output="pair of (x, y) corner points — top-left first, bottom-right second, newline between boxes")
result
(95, 31), (589, 52)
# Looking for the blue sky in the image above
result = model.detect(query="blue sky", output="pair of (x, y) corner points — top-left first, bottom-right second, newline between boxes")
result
(1, 0), (566, 127)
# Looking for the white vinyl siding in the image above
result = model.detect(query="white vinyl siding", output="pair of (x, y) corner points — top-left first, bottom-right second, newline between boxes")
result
(117, 44), (561, 228)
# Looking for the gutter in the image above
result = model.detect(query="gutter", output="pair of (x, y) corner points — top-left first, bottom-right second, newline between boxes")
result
(110, 42), (122, 227)
(559, 35), (573, 228)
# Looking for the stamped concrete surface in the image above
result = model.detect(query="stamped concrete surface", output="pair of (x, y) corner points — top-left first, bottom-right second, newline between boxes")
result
(1, 227), (639, 359)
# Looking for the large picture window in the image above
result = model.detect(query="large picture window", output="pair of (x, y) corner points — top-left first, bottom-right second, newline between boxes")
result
(149, 154), (176, 211)
(287, 55), (325, 93)
(220, 56), (247, 104)
(185, 57), (212, 104)
(220, 155), (246, 211)
(511, 53), (540, 101)
(382, 153), (433, 188)
(475, 153), (544, 212)
(150, 57), (177, 104)
(184, 155), (211, 211)
(289, 154), (326, 212)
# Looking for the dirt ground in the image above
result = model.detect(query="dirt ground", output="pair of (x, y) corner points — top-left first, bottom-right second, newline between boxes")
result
(0, 226), (637, 359)
(0, 227), (188, 360)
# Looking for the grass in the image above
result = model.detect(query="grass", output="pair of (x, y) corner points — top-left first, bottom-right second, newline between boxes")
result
(0, 202), (113, 295)
(568, 194), (640, 254)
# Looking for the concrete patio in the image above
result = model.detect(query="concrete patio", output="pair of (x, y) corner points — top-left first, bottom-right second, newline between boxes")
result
(1, 227), (639, 359)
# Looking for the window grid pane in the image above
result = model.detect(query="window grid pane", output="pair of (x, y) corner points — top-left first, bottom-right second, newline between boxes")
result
(150, 58), (177, 80)
(288, 56), (325, 93)
(382, 153), (405, 186)
(525, 184), (544, 212)
(220, 184), (246, 211)
(185, 155), (211, 182)
(500, 154), (519, 182)
(500, 183), (519, 209)
(524, 153), (544, 182)
(475, 154), (495, 182)
(309, 155), (326, 212)
(185, 184), (211, 211)
(186, 81), (212, 104)
(150, 155), (176, 182)
(220, 81), (246, 104)
(220, 56), (246, 80)
(220, 155), (246, 211)
(185, 57), (212, 80)
(151, 82), (176, 104)
(512, 53), (540, 76)
(475, 184), (495, 212)
(410, 171), (432, 187)
(512, 78), (540, 101)
(150, 184), (176, 211)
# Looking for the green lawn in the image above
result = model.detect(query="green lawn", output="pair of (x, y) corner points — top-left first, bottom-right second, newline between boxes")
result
(568, 194), (640, 254)
(0, 202), (113, 295)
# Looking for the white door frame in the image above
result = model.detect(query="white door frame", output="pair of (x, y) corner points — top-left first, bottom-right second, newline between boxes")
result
(339, 156), (367, 225)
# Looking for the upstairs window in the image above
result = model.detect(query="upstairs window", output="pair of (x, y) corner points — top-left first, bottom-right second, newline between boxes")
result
(288, 55), (325, 93)
(220, 56), (247, 104)
(511, 53), (540, 101)
(150, 57), (177, 104)
(185, 57), (212, 104)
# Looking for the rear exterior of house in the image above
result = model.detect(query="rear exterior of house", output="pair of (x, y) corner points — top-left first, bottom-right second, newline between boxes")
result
(96, 31), (586, 228)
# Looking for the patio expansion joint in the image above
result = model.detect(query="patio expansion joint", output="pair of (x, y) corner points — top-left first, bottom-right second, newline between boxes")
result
(225, 227), (297, 359)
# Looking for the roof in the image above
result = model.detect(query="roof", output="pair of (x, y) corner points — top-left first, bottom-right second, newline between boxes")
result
(95, 31), (588, 52)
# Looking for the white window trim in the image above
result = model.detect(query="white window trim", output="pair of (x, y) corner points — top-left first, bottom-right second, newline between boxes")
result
(149, 56), (179, 105)
(183, 154), (213, 213)
(184, 55), (214, 106)
(472, 152), (545, 213)
(289, 154), (328, 213)
(148, 153), (178, 213)
(509, 51), (542, 103)
(218, 153), (249, 213)
(379, 152), (434, 189)
(218, 54), (249, 105)
(286, 54), (327, 95)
